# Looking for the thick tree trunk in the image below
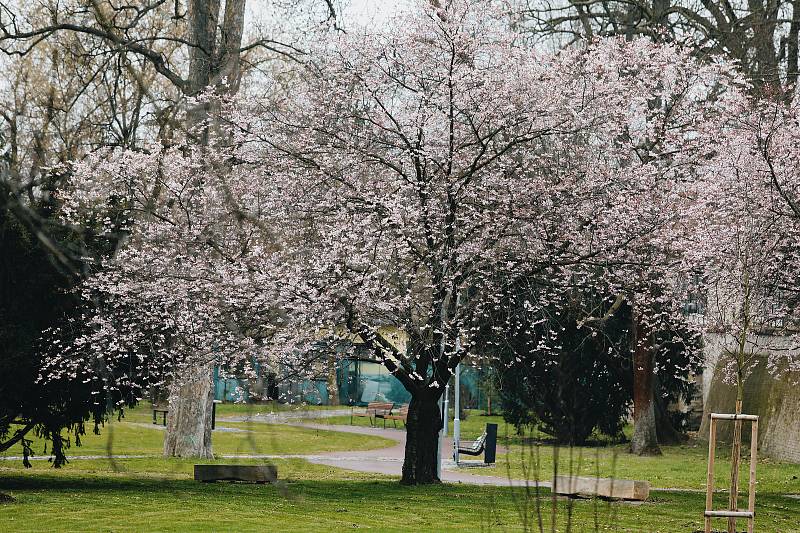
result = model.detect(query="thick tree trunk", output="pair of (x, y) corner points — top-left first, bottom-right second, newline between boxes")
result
(163, 363), (215, 458)
(164, 0), (246, 458)
(401, 394), (442, 485)
(631, 314), (662, 456)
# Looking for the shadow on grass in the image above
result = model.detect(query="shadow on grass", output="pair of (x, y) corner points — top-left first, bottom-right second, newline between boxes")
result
(0, 470), (499, 503)
(3, 471), (800, 533)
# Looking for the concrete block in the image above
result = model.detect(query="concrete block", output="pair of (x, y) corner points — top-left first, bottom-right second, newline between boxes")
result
(194, 464), (277, 484)
(552, 475), (649, 501)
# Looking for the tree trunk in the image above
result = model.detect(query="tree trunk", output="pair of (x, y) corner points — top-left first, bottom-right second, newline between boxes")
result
(631, 313), (662, 456)
(401, 394), (442, 485)
(728, 397), (744, 533)
(163, 363), (215, 458)
(164, 0), (246, 458)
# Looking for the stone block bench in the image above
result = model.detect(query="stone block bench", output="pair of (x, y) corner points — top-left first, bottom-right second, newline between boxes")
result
(194, 464), (277, 484)
(552, 475), (650, 501)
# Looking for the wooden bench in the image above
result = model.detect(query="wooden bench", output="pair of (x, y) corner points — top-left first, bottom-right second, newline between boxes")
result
(377, 404), (409, 428)
(194, 464), (277, 484)
(351, 402), (393, 426)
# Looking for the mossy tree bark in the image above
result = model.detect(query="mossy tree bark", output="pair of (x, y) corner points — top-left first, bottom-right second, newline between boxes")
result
(631, 312), (662, 456)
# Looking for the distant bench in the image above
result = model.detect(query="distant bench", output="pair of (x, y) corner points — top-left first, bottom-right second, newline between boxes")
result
(351, 402), (393, 426)
(377, 404), (409, 428)
(152, 406), (168, 426)
(153, 400), (221, 428)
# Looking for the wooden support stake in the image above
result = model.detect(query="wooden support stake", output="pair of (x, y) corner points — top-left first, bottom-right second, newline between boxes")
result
(729, 400), (743, 533)
(705, 413), (758, 533)
(748, 419), (758, 533)
(705, 417), (717, 533)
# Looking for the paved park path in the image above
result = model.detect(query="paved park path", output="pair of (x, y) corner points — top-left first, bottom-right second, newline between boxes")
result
(217, 410), (534, 485)
(264, 421), (530, 487)
(206, 418), (734, 493)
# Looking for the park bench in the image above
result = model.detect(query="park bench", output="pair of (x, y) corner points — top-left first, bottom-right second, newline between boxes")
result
(351, 401), (393, 426)
(152, 406), (168, 426)
(458, 431), (487, 456)
(456, 423), (498, 464)
(377, 404), (409, 428)
(152, 400), (221, 429)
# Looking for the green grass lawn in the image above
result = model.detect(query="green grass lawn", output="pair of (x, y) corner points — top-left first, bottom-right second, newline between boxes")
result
(491, 438), (800, 494)
(454, 419), (800, 495)
(310, 408), (506, 438)
(0, 403), (393, 460)
(1, 459), (798, 532)
(0, 407), (798, 531)
(212, 401), (346, 417)
(319, 409), (800, 494)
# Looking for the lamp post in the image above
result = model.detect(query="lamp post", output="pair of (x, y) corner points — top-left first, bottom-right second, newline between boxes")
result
(453, 362), (461, 464)
(443, 381), (450, 437)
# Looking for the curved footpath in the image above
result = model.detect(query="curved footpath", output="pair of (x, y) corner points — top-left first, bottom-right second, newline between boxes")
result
(218, 411), (526, 485)
(272, 421), (526, 487)
(209, 418), (744, 493)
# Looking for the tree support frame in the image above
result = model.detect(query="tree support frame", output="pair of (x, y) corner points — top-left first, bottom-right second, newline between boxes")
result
(704, 413), (759, 533)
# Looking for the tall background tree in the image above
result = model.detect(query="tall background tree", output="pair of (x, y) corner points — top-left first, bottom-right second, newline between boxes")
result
(0, 0), (340, 460)
(518, 0), (800, 97)
(479, 281), (702, 446)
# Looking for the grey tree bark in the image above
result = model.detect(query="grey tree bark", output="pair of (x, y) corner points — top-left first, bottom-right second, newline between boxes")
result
(163, 362), (215, 458)
(163, 0), (247, 459)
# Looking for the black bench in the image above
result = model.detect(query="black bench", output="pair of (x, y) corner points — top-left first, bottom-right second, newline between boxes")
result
(457, 423), (498, 464)
(458, 431), (487, 456)
(152, 406), (168, 426)
(153, 400), (222, 428)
